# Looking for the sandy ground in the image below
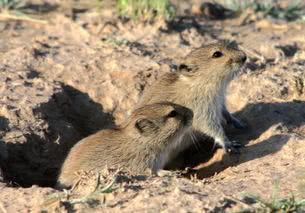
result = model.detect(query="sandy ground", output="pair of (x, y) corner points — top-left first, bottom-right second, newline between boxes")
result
(0, 0), (305, 212)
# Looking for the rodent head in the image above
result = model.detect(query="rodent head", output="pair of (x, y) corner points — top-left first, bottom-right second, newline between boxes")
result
(179, 42), (247, 79)
(126, 102), (193, 142)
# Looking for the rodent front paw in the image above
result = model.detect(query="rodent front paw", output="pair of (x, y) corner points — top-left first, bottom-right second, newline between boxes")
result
(232, 119), (248, 130)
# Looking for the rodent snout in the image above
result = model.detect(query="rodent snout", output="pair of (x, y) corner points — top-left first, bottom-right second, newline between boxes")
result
(183, 109), (194, 126)
(233, 53), (247, 65)
(238, 50), (247, 64)
(241, 55), (247, 63)
(229, 51), (247, 65)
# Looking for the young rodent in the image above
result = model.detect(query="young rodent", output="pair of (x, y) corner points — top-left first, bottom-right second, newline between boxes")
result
(138, 42), (247, 154)
(56, 102), (193, 189)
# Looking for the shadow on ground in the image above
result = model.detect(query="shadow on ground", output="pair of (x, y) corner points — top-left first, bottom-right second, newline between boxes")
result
(3, 84), (115, 187)
(22, 2), (59, 14)
(160, 16), (222, 42)
(3, 93), (305, 186)
(171, 100), (305, 178)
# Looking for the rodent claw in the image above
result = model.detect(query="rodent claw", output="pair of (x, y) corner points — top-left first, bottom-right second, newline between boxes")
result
(227, 146), (240, 154)
(225, 142), (243, 154)
(231, 141), (243, 147)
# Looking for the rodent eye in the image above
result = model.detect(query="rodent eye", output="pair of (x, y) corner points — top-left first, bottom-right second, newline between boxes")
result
(168, 110), (178, 118)
(212, 51), (223, 58)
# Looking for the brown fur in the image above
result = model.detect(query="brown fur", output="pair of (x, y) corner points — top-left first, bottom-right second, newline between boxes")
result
(138, 42), (247, 153)
(56, 102), (193, 189)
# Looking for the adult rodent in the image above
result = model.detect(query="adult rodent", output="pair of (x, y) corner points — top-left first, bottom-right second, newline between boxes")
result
(138, 42), (247, 153)
(56, 102), (193, 189)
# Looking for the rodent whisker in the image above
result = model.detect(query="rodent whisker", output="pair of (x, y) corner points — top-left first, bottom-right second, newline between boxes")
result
(189, 131), (201, 153)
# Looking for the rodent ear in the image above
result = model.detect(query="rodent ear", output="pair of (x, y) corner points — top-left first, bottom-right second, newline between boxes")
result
(135, 119), (159, 136)
(167, 110), (178, 118)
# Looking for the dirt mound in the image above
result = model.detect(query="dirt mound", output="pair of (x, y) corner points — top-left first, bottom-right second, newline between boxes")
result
(0, 0), (304, 212)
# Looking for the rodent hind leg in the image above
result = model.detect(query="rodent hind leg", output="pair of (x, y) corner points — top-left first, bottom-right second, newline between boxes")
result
(222, 107), (247, 129)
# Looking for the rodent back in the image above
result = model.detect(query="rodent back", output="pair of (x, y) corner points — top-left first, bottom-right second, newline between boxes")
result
(59, 102), (193, 176)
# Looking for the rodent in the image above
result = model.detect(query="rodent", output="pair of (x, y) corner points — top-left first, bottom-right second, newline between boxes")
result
(137, 42), (247, 154)
(56, 102), (193, 189)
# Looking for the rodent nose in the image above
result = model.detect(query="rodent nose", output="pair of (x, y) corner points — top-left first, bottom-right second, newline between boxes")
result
(184, 109), (194, 125)
(241, 55), (247, 63)
(188, 110), (194, 120)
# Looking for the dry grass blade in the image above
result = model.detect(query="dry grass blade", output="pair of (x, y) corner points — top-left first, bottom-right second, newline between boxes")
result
(0, 12), (48, 24)
(0, 0), (25, 10)
(41, 194), (66, 207)
(0, 202), (7, 213)
(0, 0), (48, 24)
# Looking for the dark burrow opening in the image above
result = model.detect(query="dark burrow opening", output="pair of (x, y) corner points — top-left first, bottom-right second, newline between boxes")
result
(1, 84), (116, 188)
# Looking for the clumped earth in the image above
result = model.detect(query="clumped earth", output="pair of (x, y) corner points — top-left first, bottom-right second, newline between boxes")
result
(0, 0), (305, 212)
